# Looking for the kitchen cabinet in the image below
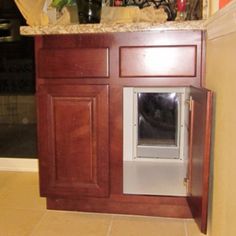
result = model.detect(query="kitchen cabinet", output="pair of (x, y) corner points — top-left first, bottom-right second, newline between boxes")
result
(35, 30), (212, 234)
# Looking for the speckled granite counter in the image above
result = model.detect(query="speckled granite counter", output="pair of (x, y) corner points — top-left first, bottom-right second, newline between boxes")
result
(20, 20), (206, 35)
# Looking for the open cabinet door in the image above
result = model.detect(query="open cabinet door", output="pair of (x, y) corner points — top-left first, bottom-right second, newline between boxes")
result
(187, 87), (213, 234)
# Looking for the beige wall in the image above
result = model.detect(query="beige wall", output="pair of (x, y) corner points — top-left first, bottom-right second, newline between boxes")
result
(209, 0), (220, 15)
(206, 32), (236, 236)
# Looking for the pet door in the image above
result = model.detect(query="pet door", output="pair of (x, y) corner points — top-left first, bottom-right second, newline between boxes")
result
(123, 87), (188, 161)
(134, 89), (180, 159)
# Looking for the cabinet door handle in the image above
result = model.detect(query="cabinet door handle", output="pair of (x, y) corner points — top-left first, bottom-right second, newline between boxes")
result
(187, 96), (195, 195)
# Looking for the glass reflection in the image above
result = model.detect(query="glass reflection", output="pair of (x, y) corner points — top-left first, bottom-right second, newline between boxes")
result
(137, 92), (179, 146)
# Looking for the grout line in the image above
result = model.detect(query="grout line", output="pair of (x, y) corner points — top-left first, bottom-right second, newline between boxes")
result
(0, 205), (46, 212)
(184, 220), (188, 236)
(106, 214), (114, 236)
(29, 210), (47, 236)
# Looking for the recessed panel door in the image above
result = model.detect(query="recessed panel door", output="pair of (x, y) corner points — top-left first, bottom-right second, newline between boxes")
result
(188, 87), (213, 234)
(37, 84), (109, 198)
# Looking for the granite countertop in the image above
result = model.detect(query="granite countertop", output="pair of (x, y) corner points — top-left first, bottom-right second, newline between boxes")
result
(20, 20), (206, 35)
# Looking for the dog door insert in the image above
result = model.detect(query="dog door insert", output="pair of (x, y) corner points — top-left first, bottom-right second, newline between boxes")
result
(135, 89), (180, 159)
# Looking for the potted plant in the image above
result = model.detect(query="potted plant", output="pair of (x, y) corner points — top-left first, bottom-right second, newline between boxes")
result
(51, 0), (76, 11)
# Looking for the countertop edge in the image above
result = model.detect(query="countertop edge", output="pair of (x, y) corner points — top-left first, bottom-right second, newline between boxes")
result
(20, 21), (206, 36)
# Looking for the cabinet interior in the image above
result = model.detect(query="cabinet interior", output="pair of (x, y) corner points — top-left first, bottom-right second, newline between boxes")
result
(123, 87), (190, 196)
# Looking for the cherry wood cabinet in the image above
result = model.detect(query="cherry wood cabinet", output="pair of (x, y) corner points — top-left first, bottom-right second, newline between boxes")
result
(188, 87), (212, 233)
(35, 30), (212, 234)
(37, 84), (109, 198)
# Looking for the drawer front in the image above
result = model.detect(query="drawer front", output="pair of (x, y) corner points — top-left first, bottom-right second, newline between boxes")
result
(38, 48), (109, 78)
(120, 46), (197, 77)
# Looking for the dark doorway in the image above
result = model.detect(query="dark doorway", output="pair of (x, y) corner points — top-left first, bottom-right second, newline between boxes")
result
(0, 0), (36, 158)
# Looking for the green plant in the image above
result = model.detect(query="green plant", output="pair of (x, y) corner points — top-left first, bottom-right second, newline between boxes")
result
(51, 0), (76, 11)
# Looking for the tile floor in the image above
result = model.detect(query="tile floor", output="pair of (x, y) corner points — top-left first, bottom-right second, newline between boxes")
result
(0, 171), (205, 236)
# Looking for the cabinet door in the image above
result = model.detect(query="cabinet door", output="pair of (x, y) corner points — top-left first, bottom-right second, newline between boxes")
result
(188, 87), (213, 234)
(37, 84), (109, 198)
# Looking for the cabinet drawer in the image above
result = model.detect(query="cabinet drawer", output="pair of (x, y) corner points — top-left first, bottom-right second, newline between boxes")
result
(38, 48), (109, 78)
(120, 46), (196, 77)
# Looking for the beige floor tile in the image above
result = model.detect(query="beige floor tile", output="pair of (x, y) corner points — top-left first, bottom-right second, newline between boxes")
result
(31, 211), (112, 236)
(0, 180), (46, 210)
(0, 171), (200, 236)
(110, 215), (186, 236)
(0, 208), (45, 236)
(2, 171), (39, 187)
(185, 220), (205, 236)
(0, 171), (18, 194)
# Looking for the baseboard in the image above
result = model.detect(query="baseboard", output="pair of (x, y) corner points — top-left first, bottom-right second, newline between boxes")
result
(205, 0), (236, 40)
(0, 158), (38, 172)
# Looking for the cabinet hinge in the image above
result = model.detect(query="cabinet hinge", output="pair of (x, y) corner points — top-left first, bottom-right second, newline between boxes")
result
(184, 177), (191, 195)
(184, 177), (189, 187)
(186, 96), (193, 112)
